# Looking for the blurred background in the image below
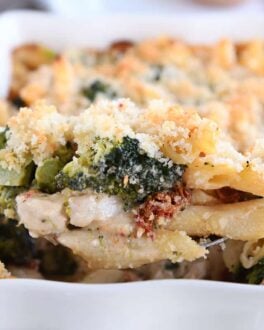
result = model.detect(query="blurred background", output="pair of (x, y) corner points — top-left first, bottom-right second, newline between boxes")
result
(0, 0), (263, 16)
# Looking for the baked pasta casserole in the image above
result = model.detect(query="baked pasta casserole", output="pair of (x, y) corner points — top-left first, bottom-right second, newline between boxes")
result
(1, 37), (264, 284)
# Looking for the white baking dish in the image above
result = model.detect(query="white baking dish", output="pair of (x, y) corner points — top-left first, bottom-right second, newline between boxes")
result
(1, 279), (264, 330)
(1, 10), (264, 330)
(1, 10), (264, 97)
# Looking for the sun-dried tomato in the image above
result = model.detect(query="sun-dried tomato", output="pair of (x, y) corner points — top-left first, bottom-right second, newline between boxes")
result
(135, 186), (191, 238)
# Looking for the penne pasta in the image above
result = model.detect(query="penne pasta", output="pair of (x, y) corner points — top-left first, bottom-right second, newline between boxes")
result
(169, 199), (264, 241)
(58, 229), (206, 269)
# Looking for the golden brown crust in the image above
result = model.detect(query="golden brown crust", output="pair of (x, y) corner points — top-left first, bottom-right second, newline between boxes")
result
(10, 38), (264, 153)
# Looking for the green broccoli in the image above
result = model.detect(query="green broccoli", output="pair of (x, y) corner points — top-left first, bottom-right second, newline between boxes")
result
(39, 244), (77, 277)
(0, 128), (36, 187)
(56, 136), (186, 208)
(0, 127), (8, 149)
(246, 258), (264, 284)
(0, 217), (36, 265)
(0, 217), (77, 277)
(0, 186), (25, 217)
(82, 80), (117, 102)
(0, 161), (35, 187)
(233, 258), (264, 284)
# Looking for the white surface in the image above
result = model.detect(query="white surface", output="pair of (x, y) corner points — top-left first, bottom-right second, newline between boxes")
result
(1, 11), (264, 330)
(39, 0), (264, 17)
(1, 279), (264, 330)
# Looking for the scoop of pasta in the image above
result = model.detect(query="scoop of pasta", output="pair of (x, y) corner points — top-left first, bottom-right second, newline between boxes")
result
(2, 99), (264, 269)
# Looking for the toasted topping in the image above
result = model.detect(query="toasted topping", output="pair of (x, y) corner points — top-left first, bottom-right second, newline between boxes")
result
(1, 103), (71, 170)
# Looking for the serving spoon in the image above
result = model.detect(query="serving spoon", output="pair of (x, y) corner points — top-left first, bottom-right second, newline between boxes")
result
(201, 237), (228, 249)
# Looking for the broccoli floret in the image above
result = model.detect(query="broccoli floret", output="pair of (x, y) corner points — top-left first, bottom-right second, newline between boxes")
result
(56, 171), (88, 192)
(39, 244), (77, 277)
(233, 258), (264, 284)
(0, 186), (25, 217)
(246, 258), (264, 284)
(0, 161), (35, 187)
(56, 136), (186, 208)
(0, 127), (8, 149)
(0, 215), (77, 275)
(82, 80), (117, 102)
(232, 264), (248, 283)
(0, 129), (34, 188)
(0, 217), (77, 276)
(0, 218), (36, 265)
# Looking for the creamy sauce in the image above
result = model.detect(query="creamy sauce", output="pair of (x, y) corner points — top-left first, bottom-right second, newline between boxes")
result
(69, 194), (126, 225)
(69, 193), (134, 235)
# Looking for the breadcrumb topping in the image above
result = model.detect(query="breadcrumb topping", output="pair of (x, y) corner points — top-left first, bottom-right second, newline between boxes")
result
(0, 102), (71, 170)
(0, 98), (254, 192)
